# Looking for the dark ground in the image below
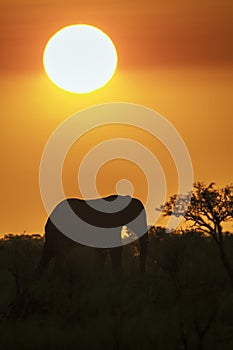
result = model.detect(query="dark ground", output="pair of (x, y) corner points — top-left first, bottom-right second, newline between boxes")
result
(0, 230), (233, 350)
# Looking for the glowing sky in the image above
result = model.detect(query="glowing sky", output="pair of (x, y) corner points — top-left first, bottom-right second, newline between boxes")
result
(0, 0), (232, 234)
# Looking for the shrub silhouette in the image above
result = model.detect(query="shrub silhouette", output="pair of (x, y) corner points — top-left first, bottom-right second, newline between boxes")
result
(0, 228), (233, 350)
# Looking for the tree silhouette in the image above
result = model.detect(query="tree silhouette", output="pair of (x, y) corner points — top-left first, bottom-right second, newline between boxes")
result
(160, 182), (233, 288)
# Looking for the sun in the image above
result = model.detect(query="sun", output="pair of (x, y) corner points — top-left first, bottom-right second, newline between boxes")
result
(43, 24), (118, 94)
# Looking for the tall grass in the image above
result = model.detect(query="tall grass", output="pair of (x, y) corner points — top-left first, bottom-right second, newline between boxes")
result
(0, 231), (233, 349)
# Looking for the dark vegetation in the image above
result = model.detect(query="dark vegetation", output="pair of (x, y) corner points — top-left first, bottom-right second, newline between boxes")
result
(0, 182), (232, 350)
(0, 230), (233, 350)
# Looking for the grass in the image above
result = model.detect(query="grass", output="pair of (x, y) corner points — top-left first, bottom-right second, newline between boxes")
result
(0, 231), (233, 349)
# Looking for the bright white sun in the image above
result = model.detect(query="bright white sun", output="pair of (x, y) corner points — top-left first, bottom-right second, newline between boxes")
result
(43, 24), (118, 93)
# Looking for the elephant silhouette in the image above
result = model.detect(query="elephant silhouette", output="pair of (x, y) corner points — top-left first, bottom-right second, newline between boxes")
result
(39, 195), (148, 274)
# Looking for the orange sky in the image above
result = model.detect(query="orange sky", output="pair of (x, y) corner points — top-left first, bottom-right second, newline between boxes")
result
(0, 0), (233, 234)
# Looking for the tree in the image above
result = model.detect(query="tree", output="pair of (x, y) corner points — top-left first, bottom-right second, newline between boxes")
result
(160, 182), (233, 288)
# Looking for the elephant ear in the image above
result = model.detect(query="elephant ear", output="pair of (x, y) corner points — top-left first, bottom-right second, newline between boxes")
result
(126, 198), (147, 235)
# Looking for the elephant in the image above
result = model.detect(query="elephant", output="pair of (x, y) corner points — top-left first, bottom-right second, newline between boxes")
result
(38, 195), (148, 274)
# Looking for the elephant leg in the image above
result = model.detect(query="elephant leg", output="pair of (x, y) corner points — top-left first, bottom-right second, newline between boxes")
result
(53, 248), (67, 275)
(140, 232), (148, 272)
(109, 247), (122, 275)
(37, 239), (53, 274)
(95, 248), (108, 271)
(52, 235), (74, 276)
